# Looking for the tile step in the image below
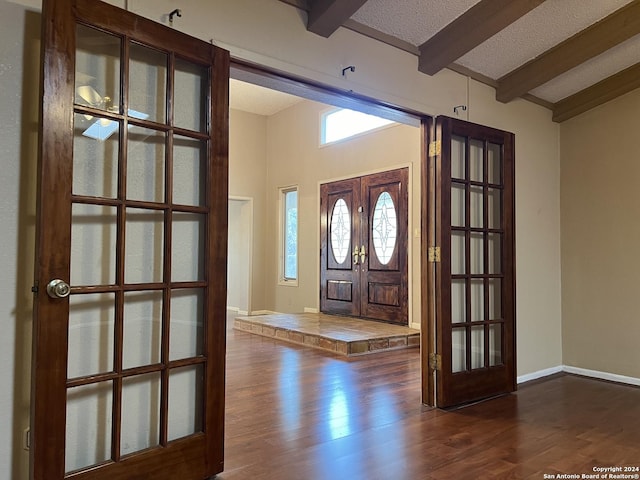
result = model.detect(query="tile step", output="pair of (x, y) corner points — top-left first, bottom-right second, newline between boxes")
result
(233, 313), (420, 356)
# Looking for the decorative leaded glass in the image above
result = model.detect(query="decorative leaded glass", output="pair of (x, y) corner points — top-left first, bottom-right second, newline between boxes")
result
(372, 192), (397, 265)
(330, 198), (350, 264)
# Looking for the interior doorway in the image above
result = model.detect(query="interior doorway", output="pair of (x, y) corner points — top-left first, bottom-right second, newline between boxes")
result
(227, 197), (253, 315)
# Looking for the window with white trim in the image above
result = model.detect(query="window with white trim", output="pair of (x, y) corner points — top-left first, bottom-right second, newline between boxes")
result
(279, 186), (298, 284)
(321, 108), (395, 145)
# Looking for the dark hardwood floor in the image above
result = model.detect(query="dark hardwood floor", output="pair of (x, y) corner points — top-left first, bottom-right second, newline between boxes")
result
(221, 315), (640, 479)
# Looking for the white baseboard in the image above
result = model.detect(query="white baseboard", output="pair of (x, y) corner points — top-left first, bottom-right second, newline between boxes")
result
(517, 366), (563, 384)
(563, 365), (640, 387)
(237, 310), (248, 316)
(517, 365), (640, 387)
(249, 310), (278, 316)
(226, 306), (240, 313)
(304, 307), (318, 313)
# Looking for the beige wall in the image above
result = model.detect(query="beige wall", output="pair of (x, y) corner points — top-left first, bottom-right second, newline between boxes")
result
(561, 89), (640, 378)
(468, 80), (563, 376)
(2, 1), (565, 478)
(263, 100), (422, 326)
(229, 109), (268, 312)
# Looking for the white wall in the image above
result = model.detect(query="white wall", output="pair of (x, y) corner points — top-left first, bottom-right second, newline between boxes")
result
(2, 0), (563, 478)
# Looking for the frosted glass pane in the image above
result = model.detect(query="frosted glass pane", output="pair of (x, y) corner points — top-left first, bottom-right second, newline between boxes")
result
(489, 324), (502, 366)
(488, 188), (501, 229)
(452, 329), (466, 373)
(372, 192), (397, 265)
(451, 183), (465, 227)
(471, 326), (485, 369)
(174, 58), (207, 132)
(168, 365), (204, 441)
(170, 289), (204, 361)
(75, 25), (120, 113)
(129, 43), (167, 124)
(125, 208), (164, 283)
(127, 126), (165, 203)
(73, 113), (118, 198)
(470, 186), (483, 228)
(451, 231), (465, 275)
(451, 279), (466, 324)
(471, 279), (484, 322)
(123, 291), (163, 369)
(451, 135), (465, 179)
(488, 233), (502, 275)
(173, 136), (206, 206)
(121, 373), (161, 456)
(469, 139), (483, 182)
(65, 382), (112, 473)
(489, 279), (502, 320)
(488, 143), (502, 185)
(330, 198), (351, 264)
(68, 293), (115, 379)
(172, 213), (205, 282)
(71, 204), (117, 286)
(470, 233), (484, 275)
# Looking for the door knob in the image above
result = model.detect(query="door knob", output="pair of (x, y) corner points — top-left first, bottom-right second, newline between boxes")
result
(360, 245), (366, 264)
(46, 279), (71, 299)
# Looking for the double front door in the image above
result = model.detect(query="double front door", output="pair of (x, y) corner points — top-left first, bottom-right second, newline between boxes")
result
(320, 168), (408, 325)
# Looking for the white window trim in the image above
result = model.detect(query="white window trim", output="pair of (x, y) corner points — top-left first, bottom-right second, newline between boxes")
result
(278, 185), (298, 287)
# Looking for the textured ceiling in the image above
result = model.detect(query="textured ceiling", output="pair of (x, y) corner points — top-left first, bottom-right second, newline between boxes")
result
(278, 0), (640, 121)
(456, 0), (632, 79)
(351, 0), (479, 46)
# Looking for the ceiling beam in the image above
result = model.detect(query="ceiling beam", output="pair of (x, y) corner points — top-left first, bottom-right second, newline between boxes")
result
(552, 62), (640, 122)
(419, 0), (545, 76)
(307, 0), (369, 38)
(497, 0), (640, 103)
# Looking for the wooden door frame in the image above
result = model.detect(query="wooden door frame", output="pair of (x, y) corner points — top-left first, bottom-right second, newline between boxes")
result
(230, 58), (436, 403)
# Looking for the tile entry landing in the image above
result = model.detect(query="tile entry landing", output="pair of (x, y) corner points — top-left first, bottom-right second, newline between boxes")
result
(233, 313), (420, 356)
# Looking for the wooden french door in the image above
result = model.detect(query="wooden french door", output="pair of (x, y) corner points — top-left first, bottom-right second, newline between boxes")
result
(429, 117), (516, 408)
(31, 1), (229, 479)
(320, 168), (408, 325)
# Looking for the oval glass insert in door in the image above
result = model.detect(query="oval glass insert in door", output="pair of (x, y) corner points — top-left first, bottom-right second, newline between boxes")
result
(330, 198), (351, 264)
(372, 191), (397, 265)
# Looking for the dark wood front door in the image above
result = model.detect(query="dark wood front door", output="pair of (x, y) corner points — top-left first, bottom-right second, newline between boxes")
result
(31, 1), (229, 478)
(320, 168), (408, 324)
(430, 117), (516, 407)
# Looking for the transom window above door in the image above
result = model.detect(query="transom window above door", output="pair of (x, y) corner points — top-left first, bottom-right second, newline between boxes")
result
(320, 108), (395, 145)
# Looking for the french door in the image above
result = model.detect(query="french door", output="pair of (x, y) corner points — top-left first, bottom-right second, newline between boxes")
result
(320, 168), (408, 325)
(427, 117), (516, 408)
(31, 1), (229, 478)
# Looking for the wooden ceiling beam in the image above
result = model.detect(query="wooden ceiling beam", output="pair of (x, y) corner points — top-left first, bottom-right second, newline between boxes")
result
(553, 62), (640, 122)
(419, 0), (545, 76)
(497, 0), (640, 103)
(307, 0), (369, 38)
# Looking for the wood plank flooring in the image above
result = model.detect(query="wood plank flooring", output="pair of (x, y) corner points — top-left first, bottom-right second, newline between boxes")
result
(221, 314), (640, 480)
